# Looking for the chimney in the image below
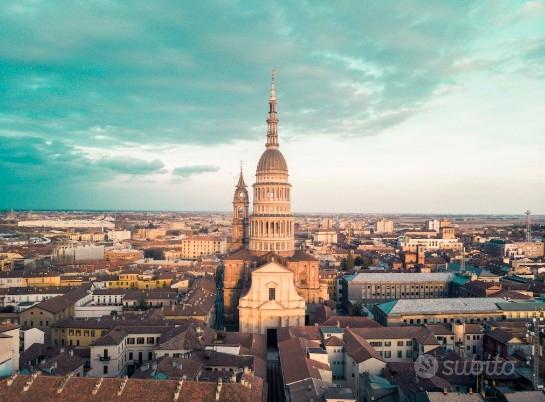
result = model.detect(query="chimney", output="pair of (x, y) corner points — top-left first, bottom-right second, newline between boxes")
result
(215, 378), (223, 401)
(92, 378), (103, 395)
(117, 376), (128, 396)
(442, 387), (448, 395)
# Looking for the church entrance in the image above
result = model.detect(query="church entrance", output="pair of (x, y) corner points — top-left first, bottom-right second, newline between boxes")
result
(266, 328), (277, 349)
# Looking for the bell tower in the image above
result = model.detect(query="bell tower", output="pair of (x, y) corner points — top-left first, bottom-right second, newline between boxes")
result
(231, 165), (249, 251)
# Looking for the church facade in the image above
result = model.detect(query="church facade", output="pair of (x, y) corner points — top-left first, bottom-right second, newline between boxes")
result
(223, 71), (327, 332)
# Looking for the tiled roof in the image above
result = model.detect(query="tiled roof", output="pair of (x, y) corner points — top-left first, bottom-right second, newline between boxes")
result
(320, 316), (382, 328)
(0, 374), (264, 402)
(31, 286), (89, 314)
(39, 352), (85, 376)
(350, 326), (439, 346)
(323, 336), (344, 347)
(343, 329), (384, 363)
(278, 337), (329, 385)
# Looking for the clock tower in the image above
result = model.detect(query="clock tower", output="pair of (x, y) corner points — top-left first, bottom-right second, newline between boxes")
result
(231, 166), (249, 251)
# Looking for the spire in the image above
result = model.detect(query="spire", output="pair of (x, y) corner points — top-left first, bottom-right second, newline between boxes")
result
(237, 162), (246, 188)
(266, 69), (279, 149)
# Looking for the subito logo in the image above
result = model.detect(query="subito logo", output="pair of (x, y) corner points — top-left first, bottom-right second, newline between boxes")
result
(414, 354), (438, 379)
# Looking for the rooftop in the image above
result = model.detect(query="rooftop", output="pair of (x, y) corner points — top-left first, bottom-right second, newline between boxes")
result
(352, 272), (453, 283)
(378, 297), (507, 315)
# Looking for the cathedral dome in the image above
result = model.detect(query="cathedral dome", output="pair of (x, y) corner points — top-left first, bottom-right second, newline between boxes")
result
(257, 148), (288, 172)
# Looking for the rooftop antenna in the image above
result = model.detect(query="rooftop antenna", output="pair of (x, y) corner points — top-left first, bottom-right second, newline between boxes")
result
(526, 210), (532, 242)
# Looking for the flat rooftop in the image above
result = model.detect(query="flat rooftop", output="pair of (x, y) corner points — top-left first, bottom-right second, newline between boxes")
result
(352, 272), (454, 283)
(379, 297), (507, 315)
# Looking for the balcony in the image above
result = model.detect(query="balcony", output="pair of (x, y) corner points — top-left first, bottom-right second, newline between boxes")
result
(98, 355), (111, 361)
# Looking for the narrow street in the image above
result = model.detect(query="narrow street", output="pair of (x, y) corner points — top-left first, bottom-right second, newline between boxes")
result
(267, 348), (284, 402)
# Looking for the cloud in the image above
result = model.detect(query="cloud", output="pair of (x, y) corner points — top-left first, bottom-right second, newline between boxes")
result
(94, 156), (166, 175)
(172, 165), (220, 178)
(0, 1), (544, 211)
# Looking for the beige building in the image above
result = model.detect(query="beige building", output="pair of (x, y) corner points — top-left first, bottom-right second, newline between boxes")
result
(313, 229), (338, 244)
(180, 235), (228, 259)
(133, 227), (166, 240)
(345, 272), (453, 305)
(0, 323), (19, 377)
(238, 260), (305, 334)
(375, 218), (394, 234)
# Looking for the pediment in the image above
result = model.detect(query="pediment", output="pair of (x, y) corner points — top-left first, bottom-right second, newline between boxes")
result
(265, 281), (279, 287)
(253, 261), (291, 274)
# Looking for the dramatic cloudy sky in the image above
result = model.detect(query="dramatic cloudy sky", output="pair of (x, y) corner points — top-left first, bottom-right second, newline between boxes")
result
(1, 1), (544, 213)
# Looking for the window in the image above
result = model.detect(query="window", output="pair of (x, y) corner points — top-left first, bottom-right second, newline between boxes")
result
(384, 351), (391, 358)
(103, 365), (108, 375)
(397, 341), (403, 346)
(384, 341), (391, 346)
(127, 337), (135, 344)
(406, 341), (413, 346)
(129, 352), (133, 360)
(397, 351), (402, 358)
(137, 337), (145, 344)
(406, 350), (412, 358)
(148, 352), (153, 360)
(147, 337), (155, 344)
(269, 288), (276, 301)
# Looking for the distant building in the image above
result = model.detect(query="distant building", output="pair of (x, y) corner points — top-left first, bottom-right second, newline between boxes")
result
(68, 232), (105, 242)
(180, 236), (228, 259)
(375, 218), (394, 234)
(104, 248), (143, 262)
(17, 219), (114, 229)
(398, 236), (463, 251)
(133, 227), (166, 240)
(107, 229), (131, 242)
(53, 244), (104, 262)
(427, 219), (451, 233)
(313, 229), (338, 244)
(486, 239), (545, 259)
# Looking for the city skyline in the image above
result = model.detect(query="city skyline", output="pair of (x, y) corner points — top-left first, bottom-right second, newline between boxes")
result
(2, 1), (545, 213)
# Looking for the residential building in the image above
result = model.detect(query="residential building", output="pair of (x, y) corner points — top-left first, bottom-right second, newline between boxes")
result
(0, 323), (19, 377)
(375, 218), (394, 234)
(180, 236), (228, 259)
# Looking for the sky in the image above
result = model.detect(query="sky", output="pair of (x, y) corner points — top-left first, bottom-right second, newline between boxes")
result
(1, 0), (544, 214)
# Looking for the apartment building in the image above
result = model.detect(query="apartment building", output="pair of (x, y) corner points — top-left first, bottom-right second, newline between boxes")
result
(180, 236), (228, 259)
(19, 287), (91, 344)
(89, 326), (172, 377)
